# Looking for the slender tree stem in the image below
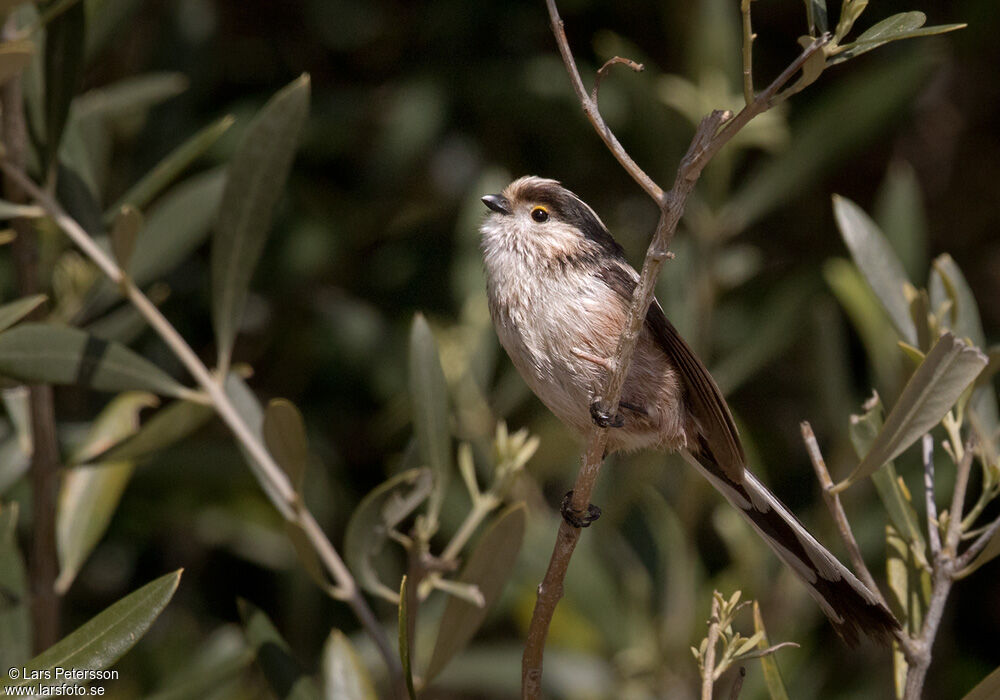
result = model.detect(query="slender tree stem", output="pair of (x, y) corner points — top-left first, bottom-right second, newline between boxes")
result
(923, 434), (942, 558)
(0, 160), (404, 694)
(701, 595), (722, 700)
(1, 19), (62, 652)
(523, 5), (831, 695)
(740, 0), (756, 105)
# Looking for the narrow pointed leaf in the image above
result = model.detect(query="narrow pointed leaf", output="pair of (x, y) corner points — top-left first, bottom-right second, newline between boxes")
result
(238, 598), (320, 700)
(212, 74), (310, 371)
(0, 503), (29, 673)
(0, 39), (34, 85)
(71, 72), (188, 123)
(962, 664), (1000, 700)
(398, 576), (416, 700)
(264, 398), (308, 493)
(929, 254), (986, 349)
(803, 0), (828, 35)
(343, 469), (433, 602)
(0, 294), (46, 333)
(0, 323), (188, 398)
(142, 628), (253, 700)
(830, 12), (965, 65)
(1, 570), (182, 690)
(956, 524), (1000, 579)
(110, 204), (142, 271)
(753, 601), (789, 700)
(426, 503), (526, 682)
(833, 194), (915, 344)
(55, 392), (158, 594)
(837, 332), (987, 490)
(285, 522), (339, 597)
(321, 630), (377, 700)
(43, 0), (85, 167)
(105, 114), (234, 222)
(96, 399), (214, 463)
(409, 313), (451, 529)
(874, 160), (927, 282)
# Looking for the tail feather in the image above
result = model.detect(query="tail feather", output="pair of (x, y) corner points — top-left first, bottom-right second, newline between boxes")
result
(683, 448), (900, 646)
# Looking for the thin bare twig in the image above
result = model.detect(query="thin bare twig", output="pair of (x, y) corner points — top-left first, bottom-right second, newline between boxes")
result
(1, 16), (61, 653)
(701, 595), (722, 700)
(740, 0), (756, 105)
(0, 161), (404, 695)
(523, 4), (832, 695)
(592, 56), (643, 104)
(945, 439), (977, 554)
(800, 422), (886, 603)
(923, 434), (942, 558)
(954, 512), (1000, 574)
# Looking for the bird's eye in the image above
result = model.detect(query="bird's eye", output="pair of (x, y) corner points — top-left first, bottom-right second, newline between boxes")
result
(531, 207), (549, 223)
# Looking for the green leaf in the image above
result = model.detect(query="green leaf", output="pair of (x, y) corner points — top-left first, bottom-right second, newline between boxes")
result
(1, 569), (182, 690)
(426, 503), (526, 683)
(104, 114), (234, 222)
(929, 254), (986, 349)
(830, 12), (965, 65)
(409, 313), (452, 532)
(238, 598), (320, 700)
(321, 630), (377, 700)
(848, 395), (928, 569)
(97, 398), (214, 464)
(143, 627), (253, 700)
(285, 522), (339, 597)
(263, 398), (308, 493)
(0, 323), (188, 398)
(832, 194), (916, 344)
(804, 0), (828, 35)
(752, 601), (789, 700)
(962, 665), (1000, 700)
(71, 71), (188, 124)
(886, 524), (930, 696)
(723, 49), (935, 233)
(0, 503), (30, 673)
(0, 39), (34, 85)
(836, 332), (987, 491)
(43, 0), (85, 168)
(874, 160), (927, 282)
(343, 468), (433, 602)
(55, 392), (158, 594)
(212, 74), (310, 373)
(398, 576), (416, 700)
(109, 204), (142, 272)
(833, 0), (868, 42)
(0, 294), (46, 333)
(957, 525), (1000, 579)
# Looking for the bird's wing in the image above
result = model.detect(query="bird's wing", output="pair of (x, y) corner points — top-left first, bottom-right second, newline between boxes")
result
(597, 262), (745, 481)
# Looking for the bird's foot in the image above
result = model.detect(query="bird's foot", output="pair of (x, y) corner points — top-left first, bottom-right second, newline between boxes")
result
(590, 400), (624, 428)
(560, 490), (602, 528)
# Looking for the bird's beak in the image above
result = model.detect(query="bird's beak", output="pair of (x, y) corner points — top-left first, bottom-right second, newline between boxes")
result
(481, 194), (512, 216)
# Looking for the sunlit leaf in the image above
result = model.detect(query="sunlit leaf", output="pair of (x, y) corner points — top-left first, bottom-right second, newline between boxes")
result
(321, 630), (376, 700)
(96, 398), (213, 463)
(55, 392), (158, 594)
(238, 598), (320, 700)
(0, 39), (34, 85)
(753, 601), (789, 700)
(212, 74), (310, 373)
(836, 333), (987, 491)
(0, 295), (46, 333)
(833, 0), (868, 42)
(833, 194), (915, 344)
(426, 503), (526, 682)
(874, 160), (927, 282)
(886, 524), (930, 697)
(409, 313), (451, 532)
(0, 503), (29, 673)
(343, 469), (433, 602)
(830, 12), (965, 65)
(1, 570), (182, 691)
(105, 114), (234, 222)
(0, 323), (188, 398)
(110, 204), (142, 272)
(43, 0), (85, 167)
(263, 398), (308, 493)
(962, 664), (1000, 700)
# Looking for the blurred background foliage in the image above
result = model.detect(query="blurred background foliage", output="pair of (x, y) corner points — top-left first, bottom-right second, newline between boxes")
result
(0, 0), (998, 697)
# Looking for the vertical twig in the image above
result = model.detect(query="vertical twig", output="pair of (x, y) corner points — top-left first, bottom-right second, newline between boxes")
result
(740, 0), (756, 105)
(701, 595), (722, 700)
(923, 435), (941, 558)
(1, 17), (61, 653)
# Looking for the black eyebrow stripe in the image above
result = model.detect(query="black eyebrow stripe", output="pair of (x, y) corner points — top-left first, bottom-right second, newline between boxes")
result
(517, 182), (626, 261)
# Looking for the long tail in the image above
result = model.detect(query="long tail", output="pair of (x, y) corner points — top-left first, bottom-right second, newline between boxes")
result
(683, 448), (899, 646)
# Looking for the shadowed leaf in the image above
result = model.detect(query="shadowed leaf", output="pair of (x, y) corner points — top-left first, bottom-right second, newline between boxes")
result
(321, 630), (376, 700)
(426, 503), (526, 683)
(1, 570), (182, 691)
(398, 576), (416, 700)
(0, 39), (33, 85)
(836, 333), (987, 491)
(0, 323), (187, 398)
(264, 398), (308, 493)
(804, 0), (828, 35)
(874, 160), (927, 282)
(212, 74), (310, 372)
(238, 598), (320, 700)
(110, 204), (142, 272)
(962, 664), (1000, 700)
(0, 504), (29, 673)
(409, 313), (451, 531)
(96, 399), (214, 463)
(344, 469), (433, 602)
(753, 601), (789, 700)
(0, 295), (46, 333)
(43, 0), (85, 168)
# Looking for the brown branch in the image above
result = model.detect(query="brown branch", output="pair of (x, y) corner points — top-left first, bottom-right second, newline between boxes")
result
(701, 595), (722, 700)
(740, 0), (756, 105)
(1, 17), (61, 653)
(728, 666), (747, 700)
(800, 422), (885, 602)
(523, 4), (832, 696)
(592, 56), (643, 104)
(923, 434), (941, 558)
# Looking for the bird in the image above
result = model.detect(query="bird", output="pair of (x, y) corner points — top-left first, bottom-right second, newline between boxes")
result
(479, 175), (899, 646)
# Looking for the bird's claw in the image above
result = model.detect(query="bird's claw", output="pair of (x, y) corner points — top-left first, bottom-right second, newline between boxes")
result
(560, 490), (602, 528)
(590, 401), (624, 428)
